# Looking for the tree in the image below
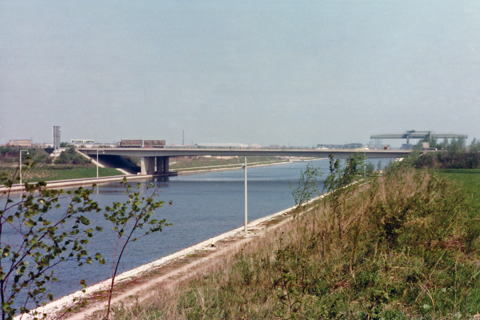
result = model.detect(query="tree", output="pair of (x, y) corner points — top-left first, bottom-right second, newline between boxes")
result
(290, 163), (322, 214)
(0, 163), (170, 320)
(447, 137), (466, 154)
(469, 138), (480, 153)
(102, 179), (170, 319)
(420, 136), (439, 149)
(366, 162), (375, 175)
(324, 154), (365, 240)
(0, 168), (104, 320)
(54, 147), (90, 165)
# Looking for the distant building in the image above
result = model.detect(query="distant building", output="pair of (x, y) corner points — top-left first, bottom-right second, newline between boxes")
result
(196, 143), (248, 148)
(316, 144), (344, 149)
(71, 139), (95, 147)
(344, 143), (364, 149)
(71, 139), (95, 144)
(8, 139), (32, 147)
(53, 126), (61, 150)
(33, 142), (48, 148)
(316, 143), (367, 149)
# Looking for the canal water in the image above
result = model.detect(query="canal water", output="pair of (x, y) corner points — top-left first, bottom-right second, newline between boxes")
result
(51, 160), (330, 300)
(1, 157), (392, 308)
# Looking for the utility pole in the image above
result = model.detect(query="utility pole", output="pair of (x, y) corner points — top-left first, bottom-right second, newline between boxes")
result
(243, 157), (248, 234)
(96, 149), (99, 178)
(19, 150), (29, 187)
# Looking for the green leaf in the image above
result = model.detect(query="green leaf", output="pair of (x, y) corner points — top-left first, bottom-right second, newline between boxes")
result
(25, 219), (35, 227)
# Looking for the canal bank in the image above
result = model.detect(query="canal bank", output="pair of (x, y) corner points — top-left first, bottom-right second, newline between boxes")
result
(0, 172), (177, 193)
(1, 158), (304, 192)
(6, 159), (332, 319)
(19, 189), (326, 320)
(175, 158), (295, 174)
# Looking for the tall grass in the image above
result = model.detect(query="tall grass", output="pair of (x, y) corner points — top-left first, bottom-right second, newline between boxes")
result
(437, 169), (480, 214)
(107, 169), (480, 319)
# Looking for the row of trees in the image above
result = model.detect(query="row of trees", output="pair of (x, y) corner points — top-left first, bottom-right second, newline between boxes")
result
(53, 147), (91, 165)
(412, 137), (480, 169)
(0, 146), (93, 166)
(0, 147), (51, 165)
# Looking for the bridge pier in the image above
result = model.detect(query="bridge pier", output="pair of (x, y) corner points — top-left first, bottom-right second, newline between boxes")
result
(155, 156), (169, 174)
(140, 156), (170, 175)
(140, 157), (155, 175)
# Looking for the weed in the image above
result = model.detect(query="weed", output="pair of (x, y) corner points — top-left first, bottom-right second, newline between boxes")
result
(104, 168), (480, 320)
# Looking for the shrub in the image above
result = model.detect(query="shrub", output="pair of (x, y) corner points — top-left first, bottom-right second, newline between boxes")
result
(122, 168), (480, 320)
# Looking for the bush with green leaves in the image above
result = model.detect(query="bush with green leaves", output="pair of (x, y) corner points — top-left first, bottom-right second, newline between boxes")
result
(54, 147), (91, 166)
(0, 164), (169, 320)
(0, 170), (104, 320)
(324, 153), (366, 240)
(103, 179), (171, 319)
(121, 160), (480, 320)
(408, 137), (480, 170)
(0, 148), (51, 166)
(290, 163), (322, 214)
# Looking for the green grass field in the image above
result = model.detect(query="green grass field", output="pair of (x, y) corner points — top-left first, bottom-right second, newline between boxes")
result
(48, 167), (123, 181)
(0, 166), (123, 184)
(437, 169), (480, 214)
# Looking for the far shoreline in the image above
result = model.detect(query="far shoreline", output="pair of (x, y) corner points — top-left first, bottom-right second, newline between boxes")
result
(174, 157), (325, 175)
(2, 157), (324, 192)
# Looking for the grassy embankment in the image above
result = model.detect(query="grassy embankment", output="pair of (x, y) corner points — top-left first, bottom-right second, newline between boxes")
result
(0, 165), (123, 183)
(170, 156), (289, 171)
(0, 146), (123, 183)
(1, 155), (286, 184)
(102, 167), (480, 319)
(437, 169), (480, 213)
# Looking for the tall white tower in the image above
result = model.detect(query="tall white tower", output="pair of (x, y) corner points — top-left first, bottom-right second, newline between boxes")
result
(53, 126), (61, 150)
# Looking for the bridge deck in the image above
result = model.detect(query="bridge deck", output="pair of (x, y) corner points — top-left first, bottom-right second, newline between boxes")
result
(79, 148), (413, 159)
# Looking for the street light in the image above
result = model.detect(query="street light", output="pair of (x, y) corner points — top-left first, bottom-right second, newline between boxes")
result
(19, 150), (29, 187)
(96, 149), (99, 178)
(242, 157), (248, 234)
(96, 149), (105, 179)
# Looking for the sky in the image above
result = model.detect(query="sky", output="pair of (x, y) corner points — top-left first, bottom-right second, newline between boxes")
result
(1, 0), (479, 147)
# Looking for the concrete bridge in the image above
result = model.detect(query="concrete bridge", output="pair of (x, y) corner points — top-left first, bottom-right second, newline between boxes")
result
(78, 148), (413, 175)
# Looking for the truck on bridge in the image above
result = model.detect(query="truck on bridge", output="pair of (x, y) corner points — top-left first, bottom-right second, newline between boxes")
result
(120, 140), (143, 148)
(144, 140), (166, 148)
(120, 140), (166, 148)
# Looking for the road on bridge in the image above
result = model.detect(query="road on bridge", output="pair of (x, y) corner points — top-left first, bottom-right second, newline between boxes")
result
(79, 147), (413, 159)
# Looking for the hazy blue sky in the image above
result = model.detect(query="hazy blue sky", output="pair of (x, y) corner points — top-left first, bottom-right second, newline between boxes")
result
(1, 1), (479, 146)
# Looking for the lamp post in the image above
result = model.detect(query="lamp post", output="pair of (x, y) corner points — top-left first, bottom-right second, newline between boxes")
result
(96, 149), (99, 178)
(243, 157), (248, 234)
(19, 150), (29, 187)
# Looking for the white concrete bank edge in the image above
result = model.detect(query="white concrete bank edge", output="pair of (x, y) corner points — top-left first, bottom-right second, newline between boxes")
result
(16, 192), (326, 320)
